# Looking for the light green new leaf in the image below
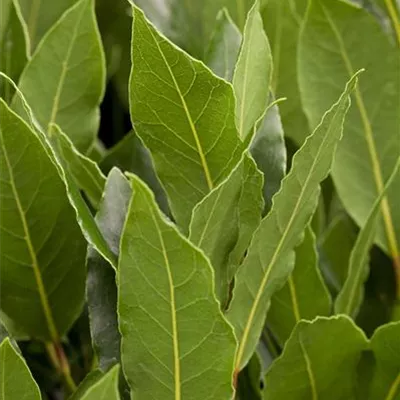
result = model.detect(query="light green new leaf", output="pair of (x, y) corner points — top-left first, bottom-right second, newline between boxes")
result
(262, 0), (309, 146)
(13, 0), (106, 152)
(87, 168), (131, 371)
(205, 9), (241, 82)
(0, 338), (41, 400)
(335, 160), (400, 318)
(118, 175), (237, 400)
(298, 0), (400, 259)
(50, 127), (106, 209)
(78, 365), (121, 400)
(0, 0), (30, 102)
(189, 153), (263, 306)
(129, 5), (244, 229)
(369, 321), (400, 400)
(0, 100), (86, 341)
(268, 227), (331, 346)
(263, 316), (368, 400)
(17, 0), (78, 48)
(226, 73), (358, 371)
(233, 1), (272, 140)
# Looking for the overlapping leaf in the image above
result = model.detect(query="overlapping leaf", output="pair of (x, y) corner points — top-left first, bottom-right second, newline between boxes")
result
(298, 0), (400, 262)
(262, 0), (309, 145)
(0, 338), (41, 399)
(17, 0), (77, 48)
(369, 321), (400, 399)
(189, 153), (263, 305)
(118, 175), (237, 400)
(129, 5), (244, 229)
(335, 159), (400, 318)
(233, 1), (272, 140)
(0, 99), (86, 341)
(13, 0), (106, 151)
(87, 168), (131, 371)
(268, 227), (331, 346)
(226, 73), (358, 371)
(205, 9), (241, 82)
(0, 0), (30, 102)
(263, 316), (368, 399)
(50, 126), (106, 209)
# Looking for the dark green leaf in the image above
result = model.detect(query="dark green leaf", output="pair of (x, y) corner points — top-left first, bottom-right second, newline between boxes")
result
(87, 168), (131, 371)
(0, 0), (30, 102)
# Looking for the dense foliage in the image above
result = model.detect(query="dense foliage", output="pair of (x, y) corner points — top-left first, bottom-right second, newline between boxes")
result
(0, 0), (399, 398)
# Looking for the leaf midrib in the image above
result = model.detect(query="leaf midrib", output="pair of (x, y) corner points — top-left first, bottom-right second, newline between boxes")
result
(386, 371), (400, 400)
(321, 4), (400, 282)
(48, 0), (87, 135)
(234, 97), (344, 370)
(299, 332), (318, 400)
(147, 194), (181, 400)
(0, 127), (58, 341)
(144, 18), (214, 192)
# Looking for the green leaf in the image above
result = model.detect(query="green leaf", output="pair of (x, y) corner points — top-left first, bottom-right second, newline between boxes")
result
(262, 0), (309, 146)
(233, 1), (272, 140)
(236, 352), (263, 400)
(50, 126), (106, 209)
(100, 132), (169, 215)
(206, 9), (241, 82)
(129, 5), (244, 229)
(318, 213), (358, 293)
(369, 321), (400, 400)
(0, 338), (41, 399)
(118, 175), (237, 400)
(78, 365), (121, 400)
(48, 124), (117, 269)
(335, 159), (400, 318)
(268, 227), (331, 346)
(0, 0), (30, 102)
(226, 73), (358, 371)
(0, 99), (86, 341)
(87, 168), (131, 371)
(250, 98), (287, 212)
(263, 316), (368, 400)
(298, 0), (400, 259)
(17, 0), (78, 48)
(13, 0), (106, 152)
(189, 153), (263, 305)
(70, 369), (104, 400)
